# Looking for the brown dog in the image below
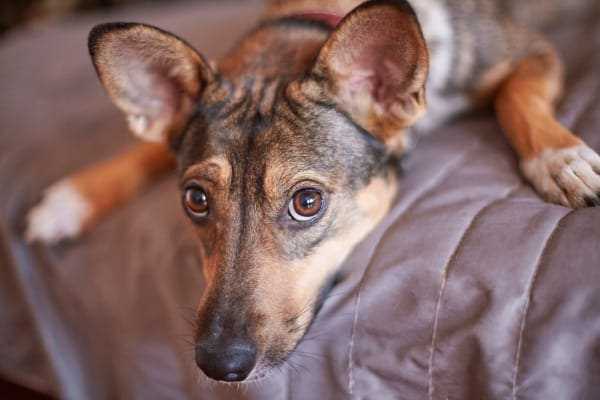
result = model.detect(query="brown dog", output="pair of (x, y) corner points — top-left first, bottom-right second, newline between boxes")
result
(26, 0), (600, 382)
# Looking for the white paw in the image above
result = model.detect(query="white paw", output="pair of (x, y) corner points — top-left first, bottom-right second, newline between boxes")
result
(521, 144), (600, 208)
(26, 180), (91, 244)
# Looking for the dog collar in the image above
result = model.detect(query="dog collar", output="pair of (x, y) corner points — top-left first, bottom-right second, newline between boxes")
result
(289, 12), (343, 29)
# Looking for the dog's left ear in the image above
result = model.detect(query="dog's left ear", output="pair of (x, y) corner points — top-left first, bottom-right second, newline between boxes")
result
(88, 22), (215, 144)
(307, 0), (429, 148)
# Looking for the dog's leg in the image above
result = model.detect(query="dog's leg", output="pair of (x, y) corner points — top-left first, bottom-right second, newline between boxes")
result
(494, 47), (600, 208)
(26, 142), (175, 243)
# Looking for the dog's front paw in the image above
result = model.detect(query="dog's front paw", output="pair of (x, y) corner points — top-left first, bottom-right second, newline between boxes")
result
(26, 180), (91, 244)
(521, 144), (600, 208)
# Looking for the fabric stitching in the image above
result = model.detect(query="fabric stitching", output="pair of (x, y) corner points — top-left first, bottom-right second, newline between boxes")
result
(427, 184), (521, 400)
(347, 140), (482, 396)
(511, 209), (572, 400)
(7, 238), (85, 398)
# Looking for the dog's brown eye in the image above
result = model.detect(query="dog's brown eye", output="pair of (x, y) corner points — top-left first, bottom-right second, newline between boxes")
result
(184, 186), (209, 217)
(289, 189), (323, 222)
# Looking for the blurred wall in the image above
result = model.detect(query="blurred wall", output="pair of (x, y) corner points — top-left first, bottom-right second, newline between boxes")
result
(0, 0), (168, 34)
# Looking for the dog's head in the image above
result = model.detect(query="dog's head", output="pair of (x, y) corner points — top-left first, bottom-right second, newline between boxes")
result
(88, 0), (428, 382)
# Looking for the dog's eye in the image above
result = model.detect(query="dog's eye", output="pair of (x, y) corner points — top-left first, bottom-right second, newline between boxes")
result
(184, 186), (209, 217)
(289, 189), (323, 222)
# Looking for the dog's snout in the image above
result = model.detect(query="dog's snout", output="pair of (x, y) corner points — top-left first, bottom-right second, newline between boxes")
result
(195, 340), (257, 382)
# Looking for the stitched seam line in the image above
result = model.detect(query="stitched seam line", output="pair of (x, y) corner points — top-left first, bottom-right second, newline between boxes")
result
(511, 209), (572, 400)
(4, 237), (85, 398)
(0, 224), (58, 393)
(347, 140), (482, 396)
(427, 184), (521, 400)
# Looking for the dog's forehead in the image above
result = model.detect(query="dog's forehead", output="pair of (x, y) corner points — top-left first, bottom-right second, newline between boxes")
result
(178, 78), (386, 187)
(180, 122), (335, 187)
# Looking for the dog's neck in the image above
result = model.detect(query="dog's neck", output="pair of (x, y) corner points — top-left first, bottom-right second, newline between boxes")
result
(217, 13), (341, 82)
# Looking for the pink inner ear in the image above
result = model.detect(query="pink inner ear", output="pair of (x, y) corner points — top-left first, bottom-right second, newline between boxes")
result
(346, 68), (376, 92)
(348, 49), (417, 110)
(319, 1), (428, 113)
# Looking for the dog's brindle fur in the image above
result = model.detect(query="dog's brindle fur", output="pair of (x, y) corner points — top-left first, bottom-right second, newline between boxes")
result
(26, 0), (600, 382)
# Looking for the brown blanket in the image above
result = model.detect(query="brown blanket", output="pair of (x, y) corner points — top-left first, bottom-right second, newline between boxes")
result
(1, 1), (600, 399)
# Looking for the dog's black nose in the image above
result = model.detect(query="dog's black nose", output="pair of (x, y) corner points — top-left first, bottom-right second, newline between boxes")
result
(195, 340), (257, 382)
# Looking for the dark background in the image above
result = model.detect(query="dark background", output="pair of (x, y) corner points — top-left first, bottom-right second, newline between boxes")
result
(0, 380), (52, 400)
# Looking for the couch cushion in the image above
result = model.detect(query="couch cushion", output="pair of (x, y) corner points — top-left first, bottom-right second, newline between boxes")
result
(1, 1), (599, 399)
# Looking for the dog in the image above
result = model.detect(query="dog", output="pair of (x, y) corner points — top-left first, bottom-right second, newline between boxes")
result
(26, 0), (600, 382)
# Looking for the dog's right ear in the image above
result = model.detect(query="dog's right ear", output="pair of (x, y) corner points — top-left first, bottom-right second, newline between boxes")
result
(88, 23), (214, 144)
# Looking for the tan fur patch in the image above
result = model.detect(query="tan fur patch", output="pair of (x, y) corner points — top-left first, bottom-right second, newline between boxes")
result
(218, 24), (327, 80)
(250, 172), (398, 367)
(494, 50), (580, 160)
(71, 142), (174, 230)
(182, 156), (233, 189)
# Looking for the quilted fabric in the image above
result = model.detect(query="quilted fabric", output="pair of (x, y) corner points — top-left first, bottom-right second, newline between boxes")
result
(1, 1), (599, 399)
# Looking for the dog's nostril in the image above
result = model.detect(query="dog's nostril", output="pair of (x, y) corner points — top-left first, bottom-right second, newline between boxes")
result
(195, 340), (257, 382)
